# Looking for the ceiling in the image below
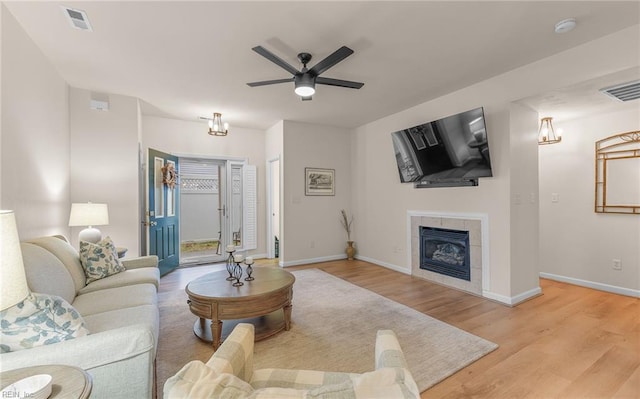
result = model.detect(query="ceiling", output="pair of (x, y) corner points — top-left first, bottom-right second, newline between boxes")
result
(4, 1), (639, 130)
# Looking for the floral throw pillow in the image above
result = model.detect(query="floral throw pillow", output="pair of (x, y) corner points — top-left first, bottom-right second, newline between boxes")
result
(0, 292), (89, 353)
(79, 236), (126, 284)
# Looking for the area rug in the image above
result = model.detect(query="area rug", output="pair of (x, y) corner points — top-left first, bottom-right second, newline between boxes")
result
(156, 268), (498, 394)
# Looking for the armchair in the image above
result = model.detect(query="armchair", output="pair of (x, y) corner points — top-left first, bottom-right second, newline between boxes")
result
(164, 323), (420, 398)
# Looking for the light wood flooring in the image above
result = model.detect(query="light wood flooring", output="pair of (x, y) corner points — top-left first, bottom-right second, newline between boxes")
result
(159, 259), (639, 398)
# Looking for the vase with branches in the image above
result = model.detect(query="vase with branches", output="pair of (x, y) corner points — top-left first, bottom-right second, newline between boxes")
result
(340, 209), (355, 260)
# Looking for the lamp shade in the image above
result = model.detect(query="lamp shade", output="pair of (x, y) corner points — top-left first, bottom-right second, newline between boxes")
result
(68, 203), (109, 227)
(0, 210), (30, 311)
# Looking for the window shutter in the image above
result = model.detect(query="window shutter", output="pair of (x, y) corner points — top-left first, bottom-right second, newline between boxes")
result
(243, 165), (257, 250)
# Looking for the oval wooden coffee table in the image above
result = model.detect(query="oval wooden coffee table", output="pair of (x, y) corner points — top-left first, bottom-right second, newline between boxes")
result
(186, 267), (295, 350)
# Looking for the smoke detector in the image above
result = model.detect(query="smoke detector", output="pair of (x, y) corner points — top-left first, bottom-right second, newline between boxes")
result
(554, 18), (576, 34)
(600, 80), (640, 102)
(61, 6), (93, 31)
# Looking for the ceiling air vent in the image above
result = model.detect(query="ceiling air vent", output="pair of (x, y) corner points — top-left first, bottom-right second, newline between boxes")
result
(600, 80), (640, 102)
(61, 6), (93, 31)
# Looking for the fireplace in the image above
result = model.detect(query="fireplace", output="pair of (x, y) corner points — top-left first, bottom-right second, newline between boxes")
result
(420, 226), (470, 281)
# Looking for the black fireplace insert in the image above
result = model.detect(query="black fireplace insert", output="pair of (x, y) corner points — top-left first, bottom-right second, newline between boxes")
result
(420, 226), (470, 281)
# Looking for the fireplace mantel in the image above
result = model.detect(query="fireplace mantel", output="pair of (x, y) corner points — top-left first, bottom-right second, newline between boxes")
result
(407, 211), (490, 297)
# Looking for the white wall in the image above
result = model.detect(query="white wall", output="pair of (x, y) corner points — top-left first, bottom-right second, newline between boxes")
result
(352, 97), (513, 298)
(281, 120), (352, 265)
(539, 107), (640, 295)
(142, 115), (267, 257)
(1, 6), (70, 239)
(350, 25), (639, 302)
(69, 89), (140, 255)
(1, 4), (3, 204)
(509, 103), (540, 298)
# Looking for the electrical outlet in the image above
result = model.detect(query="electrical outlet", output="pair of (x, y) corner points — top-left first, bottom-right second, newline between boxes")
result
(310, 241), (315, 249)
(613, 259), (622, 270)
(551, 193), (559, 203)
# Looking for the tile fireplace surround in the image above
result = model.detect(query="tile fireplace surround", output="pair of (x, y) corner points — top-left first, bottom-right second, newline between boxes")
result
(408, 211), (489, 297)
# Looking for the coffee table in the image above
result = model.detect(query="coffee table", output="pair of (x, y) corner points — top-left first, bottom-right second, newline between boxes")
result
(186, 267), (295, 350)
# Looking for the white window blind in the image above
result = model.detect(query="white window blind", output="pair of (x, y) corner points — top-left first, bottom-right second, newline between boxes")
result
(243, 165), (257, 250)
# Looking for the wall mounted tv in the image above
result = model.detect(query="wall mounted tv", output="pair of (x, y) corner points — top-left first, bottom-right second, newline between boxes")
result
(391, 107), (493, 188)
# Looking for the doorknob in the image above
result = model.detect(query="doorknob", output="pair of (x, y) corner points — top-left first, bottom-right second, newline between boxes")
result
(142, 221), (158, 227)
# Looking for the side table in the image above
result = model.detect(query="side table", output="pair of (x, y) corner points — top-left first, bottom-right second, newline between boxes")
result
(0, 365), (92, 399)
(116, 246), (128, 258)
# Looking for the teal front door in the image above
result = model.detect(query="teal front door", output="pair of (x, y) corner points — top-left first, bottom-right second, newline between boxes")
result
(148, 148), (180, 276)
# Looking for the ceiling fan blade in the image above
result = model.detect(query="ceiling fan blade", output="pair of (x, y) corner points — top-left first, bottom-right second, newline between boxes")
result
(316, 77), (364, 89)
(301, 96), (313, 101)
(252, 46), (300, 76)
(309, 46), (354, 76)
(246, 78), (293, 87)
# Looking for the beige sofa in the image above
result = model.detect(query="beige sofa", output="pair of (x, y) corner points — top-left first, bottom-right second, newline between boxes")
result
(0, 236), (160, 399)
(165, 323), (420, 398)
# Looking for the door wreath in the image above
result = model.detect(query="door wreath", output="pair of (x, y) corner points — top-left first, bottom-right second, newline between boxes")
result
(162, 163), (177, 189)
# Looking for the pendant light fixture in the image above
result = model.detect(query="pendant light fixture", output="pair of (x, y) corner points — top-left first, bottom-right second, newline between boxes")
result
(538, 117), (562, 145)
(207, 112), (229, 136)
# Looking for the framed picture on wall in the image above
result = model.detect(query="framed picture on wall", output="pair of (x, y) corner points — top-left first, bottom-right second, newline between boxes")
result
(305, 168), (335, 196)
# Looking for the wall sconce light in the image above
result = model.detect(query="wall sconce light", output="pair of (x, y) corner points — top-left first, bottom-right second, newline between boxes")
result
(207, 112), (229, 136)
(538, 117), (562, 145)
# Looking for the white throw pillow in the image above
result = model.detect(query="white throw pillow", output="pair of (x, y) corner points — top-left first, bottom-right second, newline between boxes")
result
(0, 292), (89, 353)
(79, 236), (125, 284)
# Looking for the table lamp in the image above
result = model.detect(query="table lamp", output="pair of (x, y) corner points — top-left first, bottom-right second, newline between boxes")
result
(0, 210), (29, 311)
(68, 202), (109, 243)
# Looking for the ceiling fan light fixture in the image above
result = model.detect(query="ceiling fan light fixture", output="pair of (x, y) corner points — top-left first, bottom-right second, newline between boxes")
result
(294, 74), (316, 97)
(295, 85), (315, 97)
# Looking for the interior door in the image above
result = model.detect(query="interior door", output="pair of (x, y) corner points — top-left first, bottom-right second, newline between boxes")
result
(148, 148), (180, 276)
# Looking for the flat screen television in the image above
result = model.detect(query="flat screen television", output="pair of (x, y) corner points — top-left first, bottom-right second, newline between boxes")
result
(391, 107), (493, 188)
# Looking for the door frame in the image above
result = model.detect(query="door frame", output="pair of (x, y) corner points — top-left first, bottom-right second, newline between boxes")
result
(266, 156), (281, 261)
(173, 153), (249, 263)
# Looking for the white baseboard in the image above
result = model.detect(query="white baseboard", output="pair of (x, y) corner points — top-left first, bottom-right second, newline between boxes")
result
(281, 254), (347, 268)
(540, 272), (640, 298)
(483, 287), (542, 306)
(355, 255), (411, 275)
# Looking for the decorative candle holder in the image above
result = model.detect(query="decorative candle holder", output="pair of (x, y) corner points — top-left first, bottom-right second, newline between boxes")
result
(225, 249), (236, 281)
(232, 263), (244, 287)
(244, 258), (255, 281)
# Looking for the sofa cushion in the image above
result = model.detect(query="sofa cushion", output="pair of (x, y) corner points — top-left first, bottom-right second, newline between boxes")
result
(77, 267), (160, 295)
(82, 304), (159, 344)
(20, 243), (76, 304)
(72, 283), (158, 316)
(0, 293), (89, 353)
(79, 236), (126, 284)
(27, 236), (87, 294)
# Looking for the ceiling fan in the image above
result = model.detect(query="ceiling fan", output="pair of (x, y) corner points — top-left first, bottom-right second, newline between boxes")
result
(247, 45), (364, 101)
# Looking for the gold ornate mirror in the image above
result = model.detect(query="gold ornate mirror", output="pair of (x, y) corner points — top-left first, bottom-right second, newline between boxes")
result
(595, 131), (640, 214)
